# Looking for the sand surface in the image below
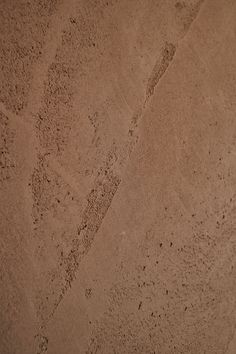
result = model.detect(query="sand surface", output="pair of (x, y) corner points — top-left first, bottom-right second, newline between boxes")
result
(0, 0), (236, 353)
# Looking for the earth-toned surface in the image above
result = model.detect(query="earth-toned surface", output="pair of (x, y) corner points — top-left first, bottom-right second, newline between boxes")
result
(0, 0), (236, 353)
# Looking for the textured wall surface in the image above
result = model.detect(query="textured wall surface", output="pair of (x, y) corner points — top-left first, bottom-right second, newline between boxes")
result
(0, 1), (236, 353)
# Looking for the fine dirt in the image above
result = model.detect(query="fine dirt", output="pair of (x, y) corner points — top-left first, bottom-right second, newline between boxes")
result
(0, 1), (236, 353)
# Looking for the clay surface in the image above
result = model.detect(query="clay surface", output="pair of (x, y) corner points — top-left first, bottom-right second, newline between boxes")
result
(0, 0), (236, 353)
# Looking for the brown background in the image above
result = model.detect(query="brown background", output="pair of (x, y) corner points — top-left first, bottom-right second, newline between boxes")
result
(0, 0), (236, 353)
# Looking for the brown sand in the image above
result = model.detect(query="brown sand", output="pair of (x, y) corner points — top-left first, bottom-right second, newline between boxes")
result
(0, 1), (236, 353)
